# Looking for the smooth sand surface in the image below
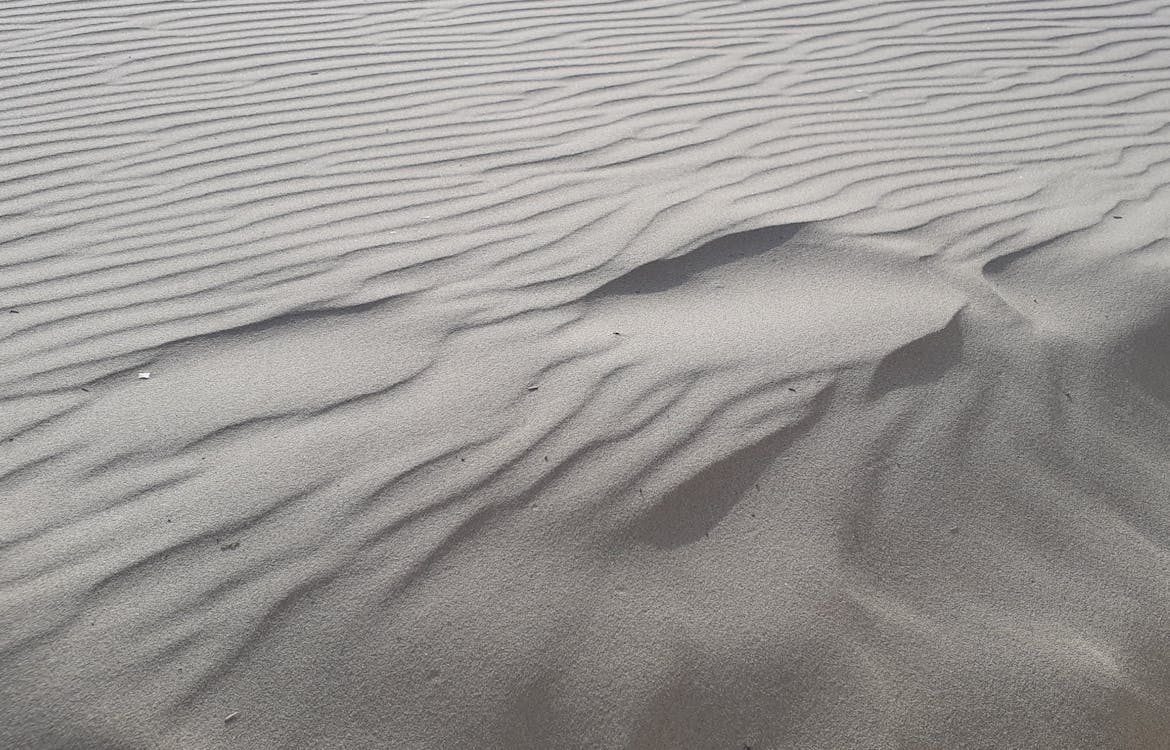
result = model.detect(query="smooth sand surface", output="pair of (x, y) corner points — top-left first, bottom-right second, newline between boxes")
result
(4, 1), (1170, 748)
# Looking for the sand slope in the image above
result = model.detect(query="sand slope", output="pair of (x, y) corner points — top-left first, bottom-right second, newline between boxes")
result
(4, 0), (1170, 748)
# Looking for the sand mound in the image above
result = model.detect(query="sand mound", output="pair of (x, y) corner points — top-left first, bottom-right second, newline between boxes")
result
(4, 0), (1170, 748)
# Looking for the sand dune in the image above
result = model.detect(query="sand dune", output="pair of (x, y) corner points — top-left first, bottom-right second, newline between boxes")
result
(4, 0), (1170, 748)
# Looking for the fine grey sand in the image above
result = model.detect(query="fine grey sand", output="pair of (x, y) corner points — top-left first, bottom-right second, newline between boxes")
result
(4, 1), (1170, 748)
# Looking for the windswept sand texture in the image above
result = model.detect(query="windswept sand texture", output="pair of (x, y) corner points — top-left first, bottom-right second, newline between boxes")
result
(4, 0), (1170, 747)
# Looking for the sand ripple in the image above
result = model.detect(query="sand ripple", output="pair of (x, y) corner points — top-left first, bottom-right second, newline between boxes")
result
(4, 1), (1170, 748)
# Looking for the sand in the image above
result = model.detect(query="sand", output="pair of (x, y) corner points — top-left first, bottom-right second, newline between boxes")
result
(3, 0), (1170, 748)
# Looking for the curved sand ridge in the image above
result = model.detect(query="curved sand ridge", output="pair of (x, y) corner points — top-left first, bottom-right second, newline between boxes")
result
(3, 1), (1170, 748)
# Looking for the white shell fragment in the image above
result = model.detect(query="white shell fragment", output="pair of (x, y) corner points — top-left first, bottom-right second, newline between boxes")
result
(138, 372), (151, 379)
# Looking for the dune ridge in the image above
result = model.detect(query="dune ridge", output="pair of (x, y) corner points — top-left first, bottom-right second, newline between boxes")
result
(3, 0), (1170, 748)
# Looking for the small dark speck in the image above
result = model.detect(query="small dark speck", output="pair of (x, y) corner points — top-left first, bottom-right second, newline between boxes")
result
(613, 331), (621, 336)
(80, 387), (90, 392)
(1113, 215), (1123, 219)
(220, 541), (239, 551)
(543, 455), (548, 462)
(166, 518), (172, 523)
(787, 387), (796, 392)
(460, 457), (465, 462)
(8, 309), (17, 314)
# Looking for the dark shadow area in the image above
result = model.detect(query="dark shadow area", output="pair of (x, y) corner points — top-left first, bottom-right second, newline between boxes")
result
(630, 384), (833, 549)
(586, 223), (806, 299)
(1120, 306), (1170, 405)
(868, 309), (964, 398)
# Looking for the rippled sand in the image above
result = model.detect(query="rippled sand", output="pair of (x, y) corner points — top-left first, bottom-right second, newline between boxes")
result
(4, 1), (1170, 748)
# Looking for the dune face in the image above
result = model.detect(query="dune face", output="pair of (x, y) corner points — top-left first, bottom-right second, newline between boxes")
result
(4, 0), (1170, 748)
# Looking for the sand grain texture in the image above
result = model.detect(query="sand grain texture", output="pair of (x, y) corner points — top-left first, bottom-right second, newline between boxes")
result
(4, 0), (1170, 748)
